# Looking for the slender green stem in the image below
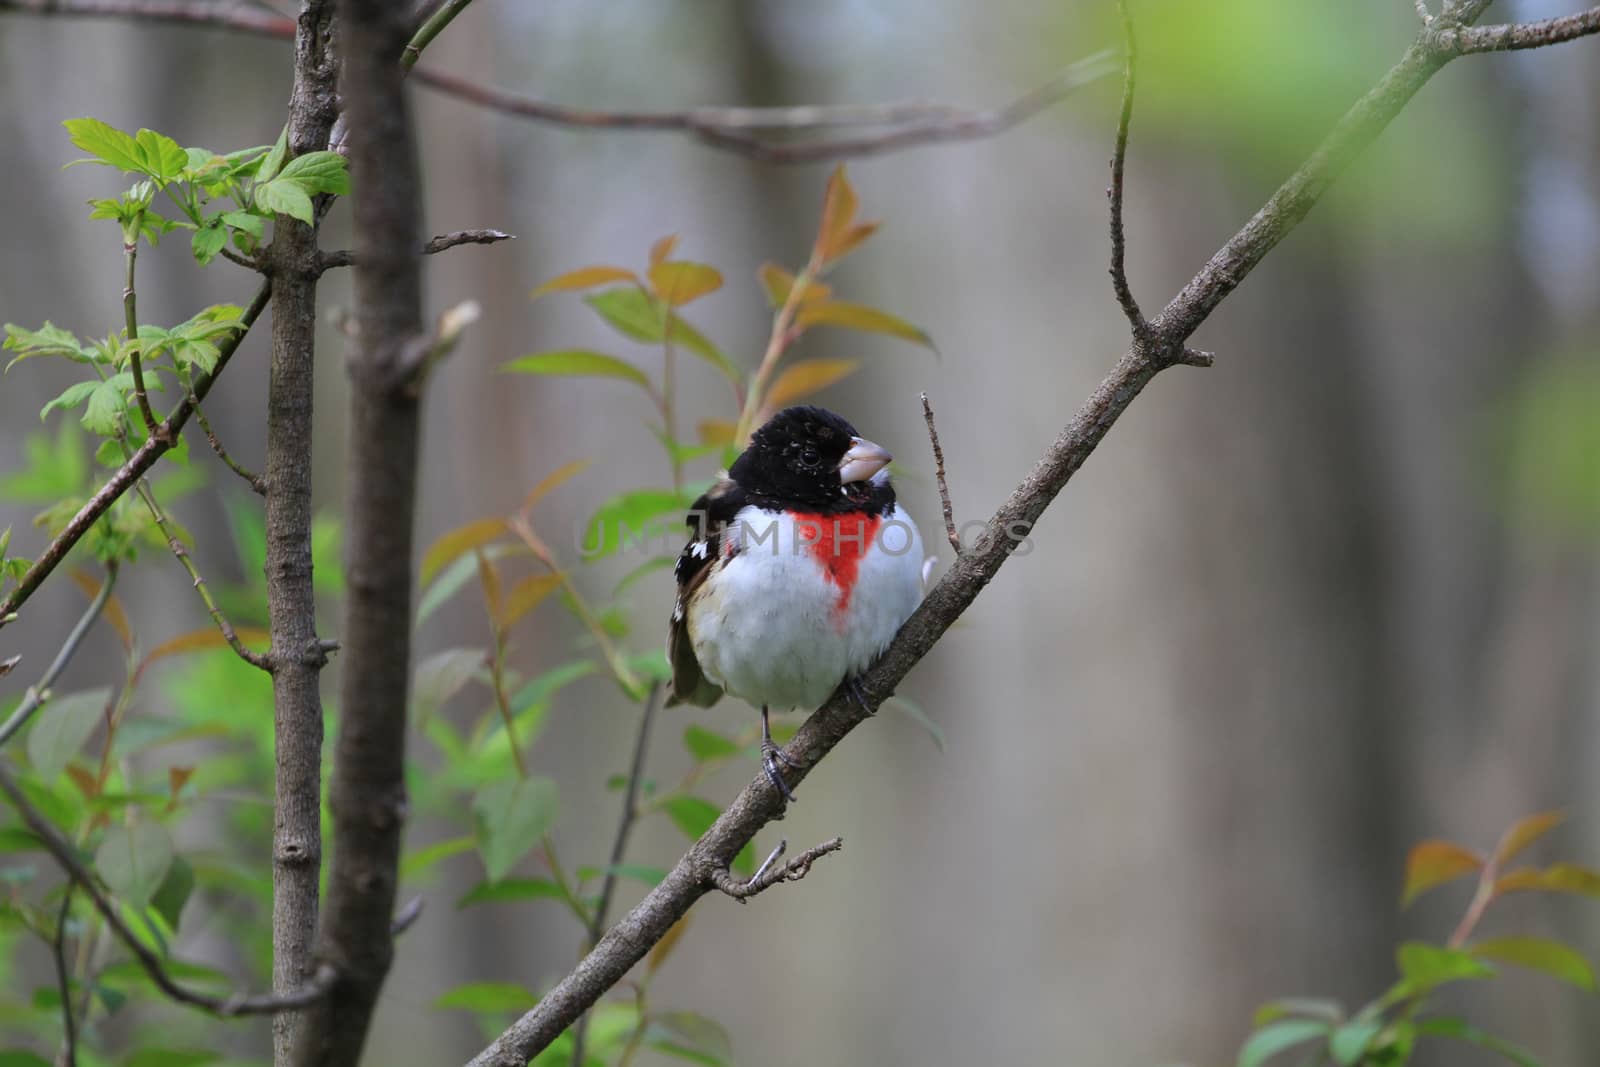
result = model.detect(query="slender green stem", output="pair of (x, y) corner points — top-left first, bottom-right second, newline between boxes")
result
(52, 884), (77, 1067)
(127, 466), (271, 671)
(400, 0), (475, 69)
(122, 240), (162, 436)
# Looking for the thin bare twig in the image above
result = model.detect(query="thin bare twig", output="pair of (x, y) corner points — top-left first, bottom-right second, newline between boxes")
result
(411, 53), (1118, 164)
(571, 683), (662, 1067)
(920, 393), (959, 556)
(1107, 0), (1146, 333)
(0, 759), (337, 1016)
(1430, 7), (1600, 53)
(52, 885), (77, 1067)
(0, 564), (117, 748)
(131, 476), (272, 670)
(710, 838), (844, 900)
(0, 280), (270, 628)
(1414, 0), (1433, 25)
(317, 227), (513, 272)
(188, 391), (265, 493)
(218, 246), (262, 271)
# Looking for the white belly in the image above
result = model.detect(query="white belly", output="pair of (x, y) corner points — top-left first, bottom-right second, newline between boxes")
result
(688, 505), (925, 710)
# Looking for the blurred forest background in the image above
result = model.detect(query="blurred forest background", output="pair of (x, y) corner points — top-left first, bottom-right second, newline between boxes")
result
(2, 0), (1597, 1065)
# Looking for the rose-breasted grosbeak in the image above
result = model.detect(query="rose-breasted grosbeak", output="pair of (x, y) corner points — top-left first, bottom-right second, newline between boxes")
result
(667, 406), (925, 800)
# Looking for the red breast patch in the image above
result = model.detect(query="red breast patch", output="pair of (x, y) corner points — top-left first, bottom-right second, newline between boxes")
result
(792, 512), (881, 617)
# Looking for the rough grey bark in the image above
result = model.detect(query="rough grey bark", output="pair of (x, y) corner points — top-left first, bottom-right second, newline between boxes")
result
(290, 0), (423, 1063)
(261, 3), (339, 1061)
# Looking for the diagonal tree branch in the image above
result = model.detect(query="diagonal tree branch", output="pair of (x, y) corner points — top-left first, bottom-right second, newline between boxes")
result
(0, 758), (339, 1017)
(1431, 7), (1600, 53)
(463, 6), (1600, 1065)
(0, 564), (116, 748)
(0, 280), (270, 629)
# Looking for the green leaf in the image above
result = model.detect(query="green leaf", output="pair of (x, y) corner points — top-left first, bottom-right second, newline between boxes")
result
(415, 551), (482, 629)
(1496, 861), (1600, 899)
(1395, 941), (1495, 996)
(1328, 1019), (1383, 1066)
(683, 725), (741, 762)
(1237, 1019), (1331, 1067)
(411, 647), (485, 722)
(150, 855), (195, 931)
(39, 380), (100, 423)
(652, 1013), (732, 1066)
(502, 350), (652, 390)
(581, 288), (739, 381)
(472, 777), (558, 881)
(457, 877), (564, 908)
(190, 223), (227, 265)
(125, 1050), (220, 1067)
(4, 321), (93, 368)
(0, 1051), (52, 1067)
(255, 125), (289, 183)
(255, 178), (314, 224)
(82, 374), (133, 435)
(276, 150), (349, 195)
(661, 795), (720, 841)
(63, 117), (143, 173)
(581, 488), (688, 559)
(221, 210), (265, 239)
(133, 128), (188, 180)
(401, 834), (475, 880)
(27, 686), (110, 778)
(95, 821), (175, 908)
(603, 863), (667, 887)
(1470, 935), (1596, 991)
(1415, 1017), (1542, 1067)
(508, 660), (598, 714)
(885, 695), (943, 752)
(434, 981), (539, 1014)
(585, 287), (667, 344)
(1252, 998), (1344, 1028)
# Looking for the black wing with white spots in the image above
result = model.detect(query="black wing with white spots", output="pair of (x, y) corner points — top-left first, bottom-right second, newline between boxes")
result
(666, 478), (746, 707)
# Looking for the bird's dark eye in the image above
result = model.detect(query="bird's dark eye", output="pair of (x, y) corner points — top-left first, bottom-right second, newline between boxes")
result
(799, 446), (821, 468)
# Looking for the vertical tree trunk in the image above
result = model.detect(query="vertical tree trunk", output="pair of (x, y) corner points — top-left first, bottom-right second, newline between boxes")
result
(263, 3), (338, 1061)
(292, 0), (424, 1062)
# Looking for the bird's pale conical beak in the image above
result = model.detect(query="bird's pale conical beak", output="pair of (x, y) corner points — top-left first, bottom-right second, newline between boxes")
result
(837, 437), (892, 485)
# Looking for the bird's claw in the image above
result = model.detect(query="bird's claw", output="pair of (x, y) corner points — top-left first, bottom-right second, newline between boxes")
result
(846, 675), (875, 716)
(761, 741), (798, 803)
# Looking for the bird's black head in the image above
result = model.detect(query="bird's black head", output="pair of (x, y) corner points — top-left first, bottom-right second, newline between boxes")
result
(729, 406), (895, 514)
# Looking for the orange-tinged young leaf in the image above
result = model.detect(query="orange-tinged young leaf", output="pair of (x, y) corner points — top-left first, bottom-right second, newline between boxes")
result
(648, 261), (723, 307)
(647, 915), (690, 976)
(1493, 810), (1565, 867)
(168, 766), (195, 807)
(498, 572), (563, 630)
(65, 764), (99, 800)
(137, 626), (272, 680)
(764, 359), (861, 410)
(519, 459), (592, 516)
(501, 350), (652, 390)
(475, 551), (503, 631)
(826, 220), (881, 262)
(814, 164), (858, 262)
(1495, 863), (1600, 899)
(531, 265), (637, 299)
(1470, 936), (1597, 991)
(1401, 839), (1483, 907)
(649, 234), (679, 268)
(757, 263), (832, 309)
(795, 300), (933, 347)
(420, 517), (507, 584)
(698, 419), (737, 445)
(71, 569), (132, 652)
